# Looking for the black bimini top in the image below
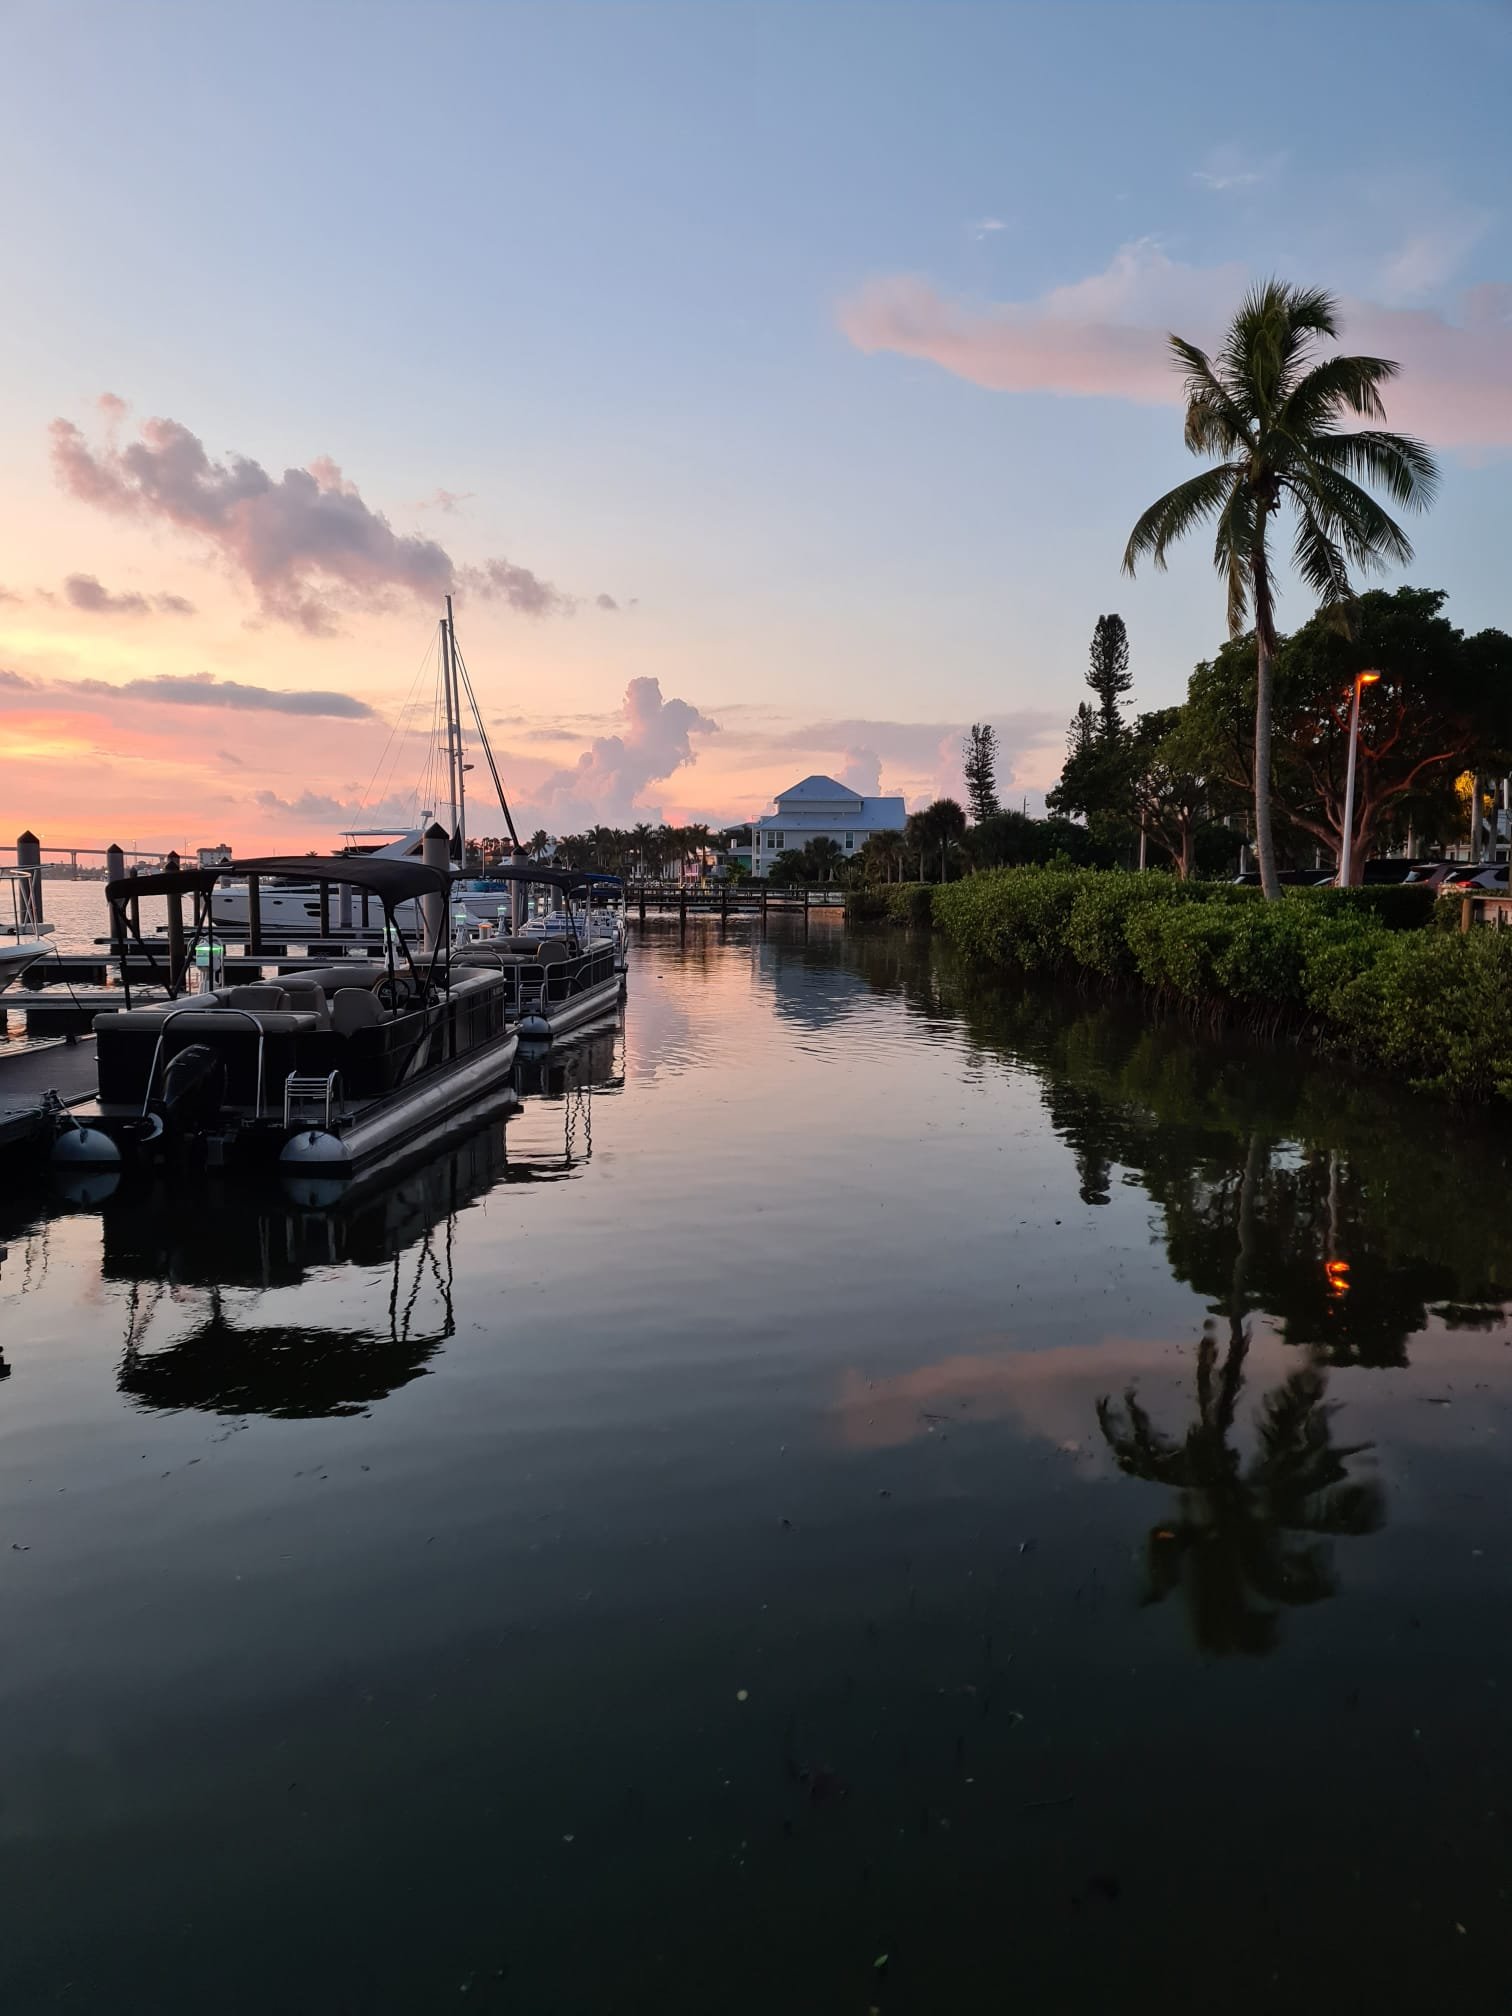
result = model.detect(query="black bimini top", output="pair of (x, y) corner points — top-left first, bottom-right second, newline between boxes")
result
(106, 855), (454, 906)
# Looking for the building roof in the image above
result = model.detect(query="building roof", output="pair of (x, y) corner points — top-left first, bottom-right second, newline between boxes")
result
(775, 774), (864, 804)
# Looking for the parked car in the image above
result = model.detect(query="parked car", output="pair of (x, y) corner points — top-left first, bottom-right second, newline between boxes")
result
(1230, 868), (1332, 887)
(1439, 863), (1508, 893)
(1403, 862), (1463, 892)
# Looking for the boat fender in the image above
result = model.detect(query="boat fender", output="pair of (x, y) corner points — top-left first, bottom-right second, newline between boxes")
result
(279, 1128), (354, 1171)
(50, 1123), (123, 1168)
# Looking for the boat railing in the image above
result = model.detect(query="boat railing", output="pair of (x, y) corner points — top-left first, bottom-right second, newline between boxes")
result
(284, 1070), (345, 1130)
(140, 1004), (269, 1122)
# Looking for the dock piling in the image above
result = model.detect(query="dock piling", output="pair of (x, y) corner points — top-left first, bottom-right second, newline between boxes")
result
(15, 831), (41, 930)
(164, 851), (185, 993)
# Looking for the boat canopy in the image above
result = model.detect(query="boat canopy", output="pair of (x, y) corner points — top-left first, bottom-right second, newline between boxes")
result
(233, 856), (454, 904)
(107, 855), (454, 906)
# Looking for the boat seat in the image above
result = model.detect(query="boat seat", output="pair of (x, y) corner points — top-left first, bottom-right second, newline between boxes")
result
(331, 987), (386, 1035)
(99, 1006), (320, 1035)
(278, 980), (331, 1027)
(296, 962), (386, 993)
(228, 983), (290, 1010)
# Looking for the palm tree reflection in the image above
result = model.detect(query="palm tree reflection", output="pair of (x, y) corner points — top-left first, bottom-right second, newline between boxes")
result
(1098, 1328), (1384, 1657)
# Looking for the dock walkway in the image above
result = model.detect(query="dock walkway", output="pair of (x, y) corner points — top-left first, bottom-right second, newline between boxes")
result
(0, 1039), (97, 1155)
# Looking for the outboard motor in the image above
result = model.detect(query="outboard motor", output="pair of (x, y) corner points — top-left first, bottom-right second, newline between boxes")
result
(152, 1043), (227, 1138)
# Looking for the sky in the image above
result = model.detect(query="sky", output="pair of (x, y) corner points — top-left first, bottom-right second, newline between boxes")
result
(1, 0), (1509, 852)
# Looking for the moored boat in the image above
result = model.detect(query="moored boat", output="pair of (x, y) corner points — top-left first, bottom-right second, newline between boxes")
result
(52, 852), (519, 1183)
(454, 865), (626, 1041)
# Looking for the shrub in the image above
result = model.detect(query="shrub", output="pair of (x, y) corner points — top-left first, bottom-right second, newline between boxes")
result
(844, 889), (888, 922)
(1063, 871), (1185, 983)
(1288, 883), (1435, 931)
(884, 883), (935, 928)
(924, 861), (1512, 1103)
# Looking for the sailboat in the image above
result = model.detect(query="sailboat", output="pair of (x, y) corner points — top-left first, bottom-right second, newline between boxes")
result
(209, 599), (626, 966)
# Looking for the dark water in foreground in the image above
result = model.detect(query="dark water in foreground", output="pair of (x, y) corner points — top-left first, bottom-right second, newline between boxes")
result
(4, 918), (1512, 2012)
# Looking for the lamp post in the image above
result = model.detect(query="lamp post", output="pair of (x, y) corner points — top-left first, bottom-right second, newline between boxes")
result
(1339, 670), (1381, 887)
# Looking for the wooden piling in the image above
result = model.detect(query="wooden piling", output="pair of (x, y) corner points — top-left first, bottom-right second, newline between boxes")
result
(164, 850), (185, 994)
(106, 846), (126, 956)
(15, 830), (41, 930)
(247, 873), (263, 955)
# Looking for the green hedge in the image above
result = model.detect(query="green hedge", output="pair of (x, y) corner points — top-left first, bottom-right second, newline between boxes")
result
(846, 883), (935, 926)
(930, 866), (1509, 1102)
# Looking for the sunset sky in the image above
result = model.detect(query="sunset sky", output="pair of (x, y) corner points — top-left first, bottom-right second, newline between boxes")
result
(2, 1), (1509, 853)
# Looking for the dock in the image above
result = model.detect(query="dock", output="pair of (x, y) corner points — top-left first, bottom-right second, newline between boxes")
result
(0, 1039), (97, 1156)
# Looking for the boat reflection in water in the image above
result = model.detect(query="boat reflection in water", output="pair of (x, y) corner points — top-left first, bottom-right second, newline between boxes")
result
(91, 1018), (624, 1419)
(507, 1014), (623, 1180)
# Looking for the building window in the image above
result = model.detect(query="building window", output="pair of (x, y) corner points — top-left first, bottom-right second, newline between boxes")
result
(845, 833), (854, 848)
(775, 833), (785, 850)
(764, 831), (775, 850)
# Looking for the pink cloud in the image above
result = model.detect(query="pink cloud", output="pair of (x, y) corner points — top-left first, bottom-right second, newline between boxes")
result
(840, 242), (1512, 449)
(49, 403), (582, 634)
(535, 677), (718, 827)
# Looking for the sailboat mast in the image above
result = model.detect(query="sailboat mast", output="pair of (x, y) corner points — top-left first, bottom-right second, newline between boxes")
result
(443, 594), (467, 871)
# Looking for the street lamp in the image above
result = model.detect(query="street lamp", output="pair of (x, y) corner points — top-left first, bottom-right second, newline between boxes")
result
(1339, 670), (1381, 887)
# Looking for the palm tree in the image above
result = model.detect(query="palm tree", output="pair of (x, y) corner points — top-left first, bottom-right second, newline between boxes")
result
(528, 828), (551, 860)
(657, 823), (683, 882)
(915, 797), (967, 883)
(684, 822), (713, 882)
(630, 822), (654, 879)
(1122, 281), (1437, 899)
(805, 835), (844, 882)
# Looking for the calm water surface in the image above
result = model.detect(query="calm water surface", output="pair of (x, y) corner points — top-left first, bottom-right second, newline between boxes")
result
(4, 913), (1512, 2011)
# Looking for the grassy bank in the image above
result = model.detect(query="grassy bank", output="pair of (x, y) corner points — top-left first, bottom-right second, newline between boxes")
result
(868, 866), (1511, 1103)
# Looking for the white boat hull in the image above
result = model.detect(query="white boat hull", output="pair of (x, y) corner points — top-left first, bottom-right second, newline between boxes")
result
(0, 940), (51, 994)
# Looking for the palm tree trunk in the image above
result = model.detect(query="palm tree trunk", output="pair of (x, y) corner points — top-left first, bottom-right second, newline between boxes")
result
(1251, 519), (1281, 902)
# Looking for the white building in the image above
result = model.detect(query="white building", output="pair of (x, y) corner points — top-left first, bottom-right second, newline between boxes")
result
(747, 775), (908, 878)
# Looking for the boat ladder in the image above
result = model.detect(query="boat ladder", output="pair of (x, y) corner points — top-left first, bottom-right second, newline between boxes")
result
(283, 1071), (344, 1130)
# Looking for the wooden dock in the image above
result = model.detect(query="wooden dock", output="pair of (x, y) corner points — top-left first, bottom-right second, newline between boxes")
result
(0, 1039), (97, 1155)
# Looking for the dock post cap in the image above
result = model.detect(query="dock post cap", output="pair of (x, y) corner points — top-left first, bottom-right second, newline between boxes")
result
(16, 830), (39, 844)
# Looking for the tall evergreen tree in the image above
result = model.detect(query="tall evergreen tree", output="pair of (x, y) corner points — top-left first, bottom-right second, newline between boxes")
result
(1066, 701), (1097, 758)
(962, 722), (1000, 822)
(1087, 614), (1132, 740)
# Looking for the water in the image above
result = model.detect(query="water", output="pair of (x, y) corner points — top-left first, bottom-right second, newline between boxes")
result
(4, 911), (1512, 2011)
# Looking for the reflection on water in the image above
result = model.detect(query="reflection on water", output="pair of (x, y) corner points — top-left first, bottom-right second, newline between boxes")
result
(3, 921), (1512, 2012)
(1099, 1334), (1385, 1657)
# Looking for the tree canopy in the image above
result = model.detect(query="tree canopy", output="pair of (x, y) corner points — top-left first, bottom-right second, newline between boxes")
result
(1183, 587), (1512, 875)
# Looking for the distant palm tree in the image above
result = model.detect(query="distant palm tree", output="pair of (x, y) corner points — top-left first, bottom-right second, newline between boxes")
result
(860, 830), (904, 884)
(684, 823), (713, 881)
(805, 835), (844, 882)
(913, 798), (967, 883)
(528, 828), (551, 860)
(1123, 281), (1437, 898)
(630, 821), (654, 878)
